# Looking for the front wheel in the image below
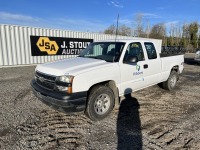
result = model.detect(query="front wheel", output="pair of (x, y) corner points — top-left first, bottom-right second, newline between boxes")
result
(85, 85), (115, 121)
(162, 70), (179, 91)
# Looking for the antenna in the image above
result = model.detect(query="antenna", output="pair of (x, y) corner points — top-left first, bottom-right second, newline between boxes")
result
(113, 13), (119, 62)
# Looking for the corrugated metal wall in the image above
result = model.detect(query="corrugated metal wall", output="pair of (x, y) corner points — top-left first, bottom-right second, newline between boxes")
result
(0, 24), (133, 67)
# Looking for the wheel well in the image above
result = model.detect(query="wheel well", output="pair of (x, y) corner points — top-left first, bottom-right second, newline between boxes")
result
(171, 65), (179, 72)
(87, 80), (119, 107)
(171, 65), (180, 80)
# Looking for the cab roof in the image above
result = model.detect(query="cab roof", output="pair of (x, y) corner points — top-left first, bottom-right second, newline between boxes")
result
(96, 38), (163, 54)
(96, 38), (162, 43)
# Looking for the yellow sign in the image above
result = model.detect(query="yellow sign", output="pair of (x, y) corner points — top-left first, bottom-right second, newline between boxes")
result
(36, 37), (59, 55)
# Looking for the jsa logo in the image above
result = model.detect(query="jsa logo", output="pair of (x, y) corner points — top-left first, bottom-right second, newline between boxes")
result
(37, 37), (59, 55)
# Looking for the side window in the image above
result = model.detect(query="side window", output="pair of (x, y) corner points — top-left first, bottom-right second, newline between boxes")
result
(144, 42), (157, 59)
(123, 42), (144, 62)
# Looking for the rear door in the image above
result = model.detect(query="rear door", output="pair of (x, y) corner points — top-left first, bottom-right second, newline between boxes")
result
(143, 42), (162, 86)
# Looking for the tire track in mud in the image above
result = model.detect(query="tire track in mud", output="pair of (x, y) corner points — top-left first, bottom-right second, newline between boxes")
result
(15, 110), (92, 150)
(141, 120), (199, 149)
(133, 73), (200, 149)
(86, 117), (118, 149)
(166, 106), (200, 149)
(14, 89), (31, 105)
(141, 102), (200, 149)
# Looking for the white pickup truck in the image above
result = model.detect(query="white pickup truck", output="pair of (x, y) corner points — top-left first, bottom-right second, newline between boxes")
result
(31, 38), (184, 121)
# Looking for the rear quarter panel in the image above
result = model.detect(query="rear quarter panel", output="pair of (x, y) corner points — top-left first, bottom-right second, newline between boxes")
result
(161, 55), (184, 82)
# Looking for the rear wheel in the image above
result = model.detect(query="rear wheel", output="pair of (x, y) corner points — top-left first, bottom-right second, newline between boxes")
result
(85, 85), (115, 121)
(162, 70), (178, 91)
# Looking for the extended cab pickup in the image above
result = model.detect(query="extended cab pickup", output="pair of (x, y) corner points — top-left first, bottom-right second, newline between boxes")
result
(31, 39), (184, 121)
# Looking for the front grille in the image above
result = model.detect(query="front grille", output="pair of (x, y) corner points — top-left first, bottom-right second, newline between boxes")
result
(36, 71), (56, 81)
(36, 78), (55, 90)
(35, 71), (56, 90)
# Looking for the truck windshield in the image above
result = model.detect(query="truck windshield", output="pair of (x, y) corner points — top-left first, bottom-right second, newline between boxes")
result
(79, 42), (125, 62)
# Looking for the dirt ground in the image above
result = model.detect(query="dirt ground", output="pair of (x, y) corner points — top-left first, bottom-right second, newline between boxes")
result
(0, 53), (199, 150)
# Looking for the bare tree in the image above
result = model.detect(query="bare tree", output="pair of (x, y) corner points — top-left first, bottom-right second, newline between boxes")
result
(104, 17), (199, 50)
(104, 24), (116, 35)
(145, 19), (151, 38)
(104, 24), (132, 36)
(198, 24), (200, 48)
(168, 23), (176, 46)
(133, 13), (144, 37)
(118, 25), (132, 36)
(182, 23), (190, 43)
(149, 23), (166, 45)
(177, 24), (182, 46)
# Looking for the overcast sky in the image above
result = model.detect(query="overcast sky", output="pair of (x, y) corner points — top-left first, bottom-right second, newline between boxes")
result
(0, 0), (199, 32)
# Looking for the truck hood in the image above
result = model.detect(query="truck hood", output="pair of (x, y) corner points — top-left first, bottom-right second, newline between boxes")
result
(36, 57), (112, 76)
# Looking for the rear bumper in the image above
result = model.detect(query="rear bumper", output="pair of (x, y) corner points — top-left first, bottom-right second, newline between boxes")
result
(31, 79), (87, 113)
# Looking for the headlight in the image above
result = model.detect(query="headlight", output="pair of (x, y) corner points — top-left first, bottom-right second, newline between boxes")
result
(55, 75), (74, 93)
(56, 75), (74, 83)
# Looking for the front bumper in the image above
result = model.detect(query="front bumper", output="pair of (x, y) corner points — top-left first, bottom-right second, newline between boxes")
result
(31, 79), (87, 113)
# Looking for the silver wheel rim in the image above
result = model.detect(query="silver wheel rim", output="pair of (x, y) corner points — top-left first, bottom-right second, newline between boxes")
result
(94, 94), (111, 115)
(170, 75), (177, 88)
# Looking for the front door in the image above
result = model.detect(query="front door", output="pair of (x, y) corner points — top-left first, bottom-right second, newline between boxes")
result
(120, 42), (147, 95)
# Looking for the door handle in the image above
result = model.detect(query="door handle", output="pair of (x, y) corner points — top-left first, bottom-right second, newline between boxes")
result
(144, 64), (148, 69)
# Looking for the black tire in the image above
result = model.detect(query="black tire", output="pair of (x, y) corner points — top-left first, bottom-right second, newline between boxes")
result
(85, 85), (115, 121)
(162, 70), (178, 91)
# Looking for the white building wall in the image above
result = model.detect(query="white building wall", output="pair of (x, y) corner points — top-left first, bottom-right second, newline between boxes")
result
(0, 24), (134, 67)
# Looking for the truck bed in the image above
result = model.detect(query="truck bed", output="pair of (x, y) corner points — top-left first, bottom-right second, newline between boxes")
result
(160, 54), (184, 82)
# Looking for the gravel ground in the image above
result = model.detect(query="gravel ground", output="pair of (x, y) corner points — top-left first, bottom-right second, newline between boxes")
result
(0, 53), (200, 150)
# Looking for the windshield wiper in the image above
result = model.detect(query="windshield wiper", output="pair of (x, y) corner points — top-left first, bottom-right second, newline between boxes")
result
(91, 57), (106, 61)
(78, 55), (85, 58)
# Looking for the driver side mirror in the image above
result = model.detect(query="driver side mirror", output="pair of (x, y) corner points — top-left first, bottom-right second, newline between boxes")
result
(125, 56), (138, 64)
